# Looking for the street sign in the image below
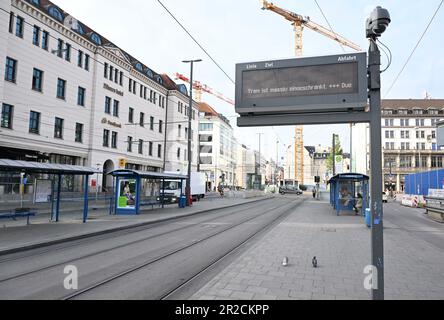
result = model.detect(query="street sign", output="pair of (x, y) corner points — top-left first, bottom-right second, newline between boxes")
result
(235, 52), (367, 117)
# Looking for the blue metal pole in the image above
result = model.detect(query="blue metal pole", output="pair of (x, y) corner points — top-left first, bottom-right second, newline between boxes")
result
(55, 174), (62, 222)
(83, 175), (89, 223)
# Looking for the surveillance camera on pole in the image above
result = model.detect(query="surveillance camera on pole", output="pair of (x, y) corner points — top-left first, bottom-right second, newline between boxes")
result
(366, 6), (391, 39)
(366, 6), (390, 301)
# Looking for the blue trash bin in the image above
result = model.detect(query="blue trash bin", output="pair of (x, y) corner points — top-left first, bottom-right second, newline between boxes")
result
(365, 208), (371, 228)
(179, 196), (187, 208)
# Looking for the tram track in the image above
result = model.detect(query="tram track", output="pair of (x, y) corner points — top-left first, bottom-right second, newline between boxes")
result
(61, 198), (304, 300)
(0, 197), (274, 265)
(0, 198), (278, 284)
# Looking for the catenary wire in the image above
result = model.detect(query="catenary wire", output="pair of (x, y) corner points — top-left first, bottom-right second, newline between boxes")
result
(156, 0), (235, 85)
(313, 0), (345, 52)
(385, 0), (443, 97)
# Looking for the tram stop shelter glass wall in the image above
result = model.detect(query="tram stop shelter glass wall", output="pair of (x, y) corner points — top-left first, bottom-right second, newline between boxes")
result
(108, 170), (188, 215)
(329, 173), (369, 216)
(0, 159), (101, 223)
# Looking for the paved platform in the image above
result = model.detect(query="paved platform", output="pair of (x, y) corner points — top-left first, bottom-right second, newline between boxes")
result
(191, 196), (444, 300)
(0, 196), (272, 255)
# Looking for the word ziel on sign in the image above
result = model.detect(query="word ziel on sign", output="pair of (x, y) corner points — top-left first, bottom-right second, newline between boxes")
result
(175, 304), (270, 318)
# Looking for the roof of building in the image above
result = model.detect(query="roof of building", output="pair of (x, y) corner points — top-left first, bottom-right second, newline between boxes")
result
(382, 99), (444, 110)
(0, 159), (101, 174)
(25, 0), (179, 91)
(199, 102), (219, 116)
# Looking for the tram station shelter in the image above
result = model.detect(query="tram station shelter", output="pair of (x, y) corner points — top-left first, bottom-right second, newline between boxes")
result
(329, 173), (369, 216)
(108, 170), (188, 215)
(0, 159), (101, 223)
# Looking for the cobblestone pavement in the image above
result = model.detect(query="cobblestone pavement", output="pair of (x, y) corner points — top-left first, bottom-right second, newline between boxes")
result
(191, 196), (444, 300)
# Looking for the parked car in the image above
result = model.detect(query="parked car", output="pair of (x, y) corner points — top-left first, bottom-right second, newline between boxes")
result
(279, 186), (303, 195)
(382, 192), (388, 203)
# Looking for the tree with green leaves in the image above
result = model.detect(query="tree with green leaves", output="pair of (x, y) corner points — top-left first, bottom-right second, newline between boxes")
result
(326, 135), (343, 172)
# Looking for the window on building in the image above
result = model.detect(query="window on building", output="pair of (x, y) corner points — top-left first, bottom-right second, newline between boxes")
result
(114, 68), (118, 84)
(432, 131), (436, 139)
(129, 79), (132, 92)
(158, 144), (162, 158)
(113, 100), (119, 117)
(16, 16), (24, 38)
(105, 96), (111, 114)
(150, 117), (154, 130)
(1, 104), (13, 129)
(199, 134), (213, 142)
(127, 136), (133, 152)
(56, 78), (66, 99)
(54, 117), (64, 139)
(132, 81), (136, 94)
(56, 39), (64, 58)
(84, 54), (90, 71)
(200, 156), (212, 165)
(391, 142), (395, 150)
(140, 113), (145, 127)
(138, 139), (143, 154)
(29, 111), (40, 134)
(75, 123), (83, 143)
(199, 123), (213, 131)
(5, 57), (17, 83)
(400, 156), (411, 168)
(200, 145), (213, 154)
(178, 125), (182, 137)
(65, 43), (71, 61)
(120, 72), (123, 86)
(159, 120), (163, 133)
(148, 142), (153, 156)
(111, 132), (118, 149)
(177, 148), (181, 160)
(104, 62), (108, 78)
(140, 85), (143, 98)
(185, 127), (188, 139)
(32, 68), (44, 92)
(42, 31), (49, 50)
(32, 26), (40, 46)
(8, 12), (14, 33)
(144, 87), (147, 100)
(128, 108), (134, 124)
(77, 87), (85, 106)
(109, 66), (114, 82)
(103, 129), (110, 147)
(432, 156), (443, 168)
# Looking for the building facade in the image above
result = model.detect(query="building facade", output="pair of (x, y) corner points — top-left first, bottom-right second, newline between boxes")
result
(198, 102), (237, 191)
(352, 99), (444, 193)
(0, 0), (199, 192)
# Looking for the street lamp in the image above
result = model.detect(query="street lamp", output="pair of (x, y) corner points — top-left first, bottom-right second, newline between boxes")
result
(183, 59), (202, 205)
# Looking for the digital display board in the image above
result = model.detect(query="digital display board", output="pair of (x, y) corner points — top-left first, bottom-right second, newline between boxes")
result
(236, 53), (368, 115)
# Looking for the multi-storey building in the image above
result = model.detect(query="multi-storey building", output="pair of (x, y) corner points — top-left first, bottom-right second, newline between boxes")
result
(198, 102), (237, 191)
(0, 0), (199, 192)
(352, 99), (444, 192)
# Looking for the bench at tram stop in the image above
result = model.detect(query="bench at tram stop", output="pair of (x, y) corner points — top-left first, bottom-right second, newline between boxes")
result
(0, 208), (37, 226)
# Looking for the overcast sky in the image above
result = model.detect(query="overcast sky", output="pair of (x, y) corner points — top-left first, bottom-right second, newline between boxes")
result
(52, 0), (444, 164)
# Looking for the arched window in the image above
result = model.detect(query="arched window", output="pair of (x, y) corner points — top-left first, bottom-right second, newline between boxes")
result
(155, 75), (163, 85)
(30, 0), (40, 6)
(135, 63), (143, 72)
(178, 84), (188, 96)
(48, 7), (64, 22)
(90, 33), (102, 46)
(75, 23), (85, 35)
(146, 69), (154, 78)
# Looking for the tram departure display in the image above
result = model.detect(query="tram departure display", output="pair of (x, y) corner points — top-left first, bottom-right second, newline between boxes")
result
(242, 62), (359, 100)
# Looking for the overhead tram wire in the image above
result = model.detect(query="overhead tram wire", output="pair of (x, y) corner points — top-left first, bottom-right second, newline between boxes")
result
(156, 0), (235, 85)
(385, 0), (443, 97)
(313, 0), (345, 53)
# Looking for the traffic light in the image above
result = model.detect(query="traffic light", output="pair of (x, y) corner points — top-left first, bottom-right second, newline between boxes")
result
(314, 176), (321, 183)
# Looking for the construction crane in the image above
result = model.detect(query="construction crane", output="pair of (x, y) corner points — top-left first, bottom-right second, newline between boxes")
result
(174, 73), (235, 106)
(260, 0), (361, 56)
(261, 0), (361, 186)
